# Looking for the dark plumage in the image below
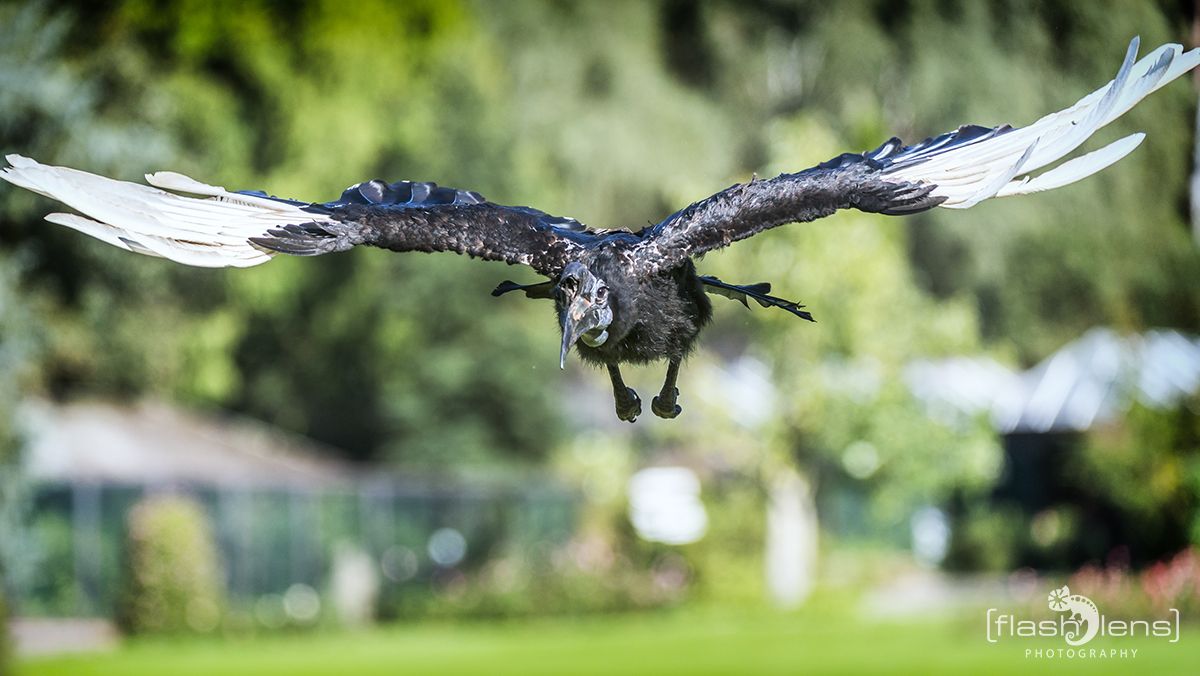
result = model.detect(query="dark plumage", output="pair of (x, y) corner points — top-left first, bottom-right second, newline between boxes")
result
(3, 37), (1195, 421)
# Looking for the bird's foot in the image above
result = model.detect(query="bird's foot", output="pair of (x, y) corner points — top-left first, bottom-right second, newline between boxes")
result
(652, 387), (682, 419)
(614, 387), (642, 423)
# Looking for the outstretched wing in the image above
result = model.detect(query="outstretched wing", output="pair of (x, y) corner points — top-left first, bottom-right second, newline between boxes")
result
(0, 157), (594, 276)
(633, 37), (1199, 274)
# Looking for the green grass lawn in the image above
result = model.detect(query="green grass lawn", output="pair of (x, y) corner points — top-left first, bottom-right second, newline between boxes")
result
(18, 606), (1199, 676)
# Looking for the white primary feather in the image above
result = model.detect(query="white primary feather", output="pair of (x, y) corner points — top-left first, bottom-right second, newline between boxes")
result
(886, 37), (1200, 208)
(0, 154), (331, 268)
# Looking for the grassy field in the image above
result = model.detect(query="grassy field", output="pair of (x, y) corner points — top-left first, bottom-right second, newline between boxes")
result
(19, 606), (1198, 676)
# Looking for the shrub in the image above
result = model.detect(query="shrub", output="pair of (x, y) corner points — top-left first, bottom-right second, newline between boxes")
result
(943, 504), (1025, 572)
(119, 495), (225, 635)
(380, 539), (675, 622)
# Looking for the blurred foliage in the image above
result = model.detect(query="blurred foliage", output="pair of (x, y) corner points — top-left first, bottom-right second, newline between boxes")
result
(16, 509), (76, 616)
(381, 544), (677, 621)
(944, 399), (1200, 573)
(1074, 401), (1200, 541)
(119, 495), (224, 635)
(943, 504), (1025, 572)
(0, 0), (565, 464)
(680, 478), (767, 605)
(1069, 400), (1200, 560)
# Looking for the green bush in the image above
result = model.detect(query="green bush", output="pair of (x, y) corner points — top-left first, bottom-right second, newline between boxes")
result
(944, 504), (1025, 572)
(119, 495), (224, 635)
(1070, 401), (1199, 562)
(380, 542), (674, 622)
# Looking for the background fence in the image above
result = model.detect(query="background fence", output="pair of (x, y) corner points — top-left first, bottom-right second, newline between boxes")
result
(11, 478), (578, 618)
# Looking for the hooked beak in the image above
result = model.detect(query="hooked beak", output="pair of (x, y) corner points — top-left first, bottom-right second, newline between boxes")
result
(559, 295), (592, 369)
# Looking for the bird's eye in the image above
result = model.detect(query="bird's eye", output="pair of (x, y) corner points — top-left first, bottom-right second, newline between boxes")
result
(595, 286), (608, 303)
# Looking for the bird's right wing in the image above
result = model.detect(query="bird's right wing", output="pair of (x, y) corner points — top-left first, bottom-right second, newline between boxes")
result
(1, 156), (594, 276)
(632, 37), (1200, 275)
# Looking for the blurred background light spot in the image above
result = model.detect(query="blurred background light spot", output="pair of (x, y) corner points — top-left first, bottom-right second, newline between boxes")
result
(628, 467), (707, 545)
(185, 597), (220, 633)
(427, 528), (467, 568)
(1030, 509), (1064, 548)
(841, 441), (880, 479)
(283, 583), (321, 624)
(380, 545), (419, 582)
(253, 594), (286, 630)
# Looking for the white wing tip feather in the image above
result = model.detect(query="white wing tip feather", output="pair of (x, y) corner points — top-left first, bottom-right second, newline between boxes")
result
(0, 153), (318, 268)
(887, 38), (1197, 210)
(5, 154), (36, 168)
(996, 133), (1145, 198)
(144, 170), (226, 195)
(44, 212), (143, 254)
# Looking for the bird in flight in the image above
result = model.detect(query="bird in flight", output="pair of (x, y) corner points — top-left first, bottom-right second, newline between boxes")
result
(3, 38), (1196, 422)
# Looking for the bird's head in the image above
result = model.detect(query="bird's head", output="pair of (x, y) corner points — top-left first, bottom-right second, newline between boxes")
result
(556, 261), (614, 368)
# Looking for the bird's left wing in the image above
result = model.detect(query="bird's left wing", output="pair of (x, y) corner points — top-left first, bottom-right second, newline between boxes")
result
(0, 156), (592, 276)
(633, 37), (1199, 275)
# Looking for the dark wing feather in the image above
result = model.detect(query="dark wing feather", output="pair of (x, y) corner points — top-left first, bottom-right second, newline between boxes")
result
(490, 279), (555, 299)
(699, 275), (815, 322)
(248, 179), (597, 275)
(632, 150), (943, 274)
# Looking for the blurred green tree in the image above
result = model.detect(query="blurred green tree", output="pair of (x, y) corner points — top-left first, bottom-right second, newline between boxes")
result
(1, 0), (567, 464)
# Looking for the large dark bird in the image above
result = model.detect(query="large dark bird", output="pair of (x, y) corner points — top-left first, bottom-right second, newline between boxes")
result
(3, 38), (1196, 421)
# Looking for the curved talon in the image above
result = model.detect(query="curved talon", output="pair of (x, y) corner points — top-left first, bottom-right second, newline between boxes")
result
(652, 387), (682, 419)
(615, 387), (641, 423)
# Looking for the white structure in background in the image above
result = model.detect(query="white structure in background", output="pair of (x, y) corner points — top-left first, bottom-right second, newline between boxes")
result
(628, 467), (707, 545)
(902, 329), (1200, 571)
(330, 543), (379, 627)
(910, 506), (951, 568)
(693, 355), (777, 428)
(765, 469), (818, 608)
(906, 328), (1200, 433)
(19, 398), (354, 486)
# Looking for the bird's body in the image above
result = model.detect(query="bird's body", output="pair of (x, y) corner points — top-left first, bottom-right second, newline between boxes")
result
(3, 37), (1197, 421)
(570, 255), (712, 367)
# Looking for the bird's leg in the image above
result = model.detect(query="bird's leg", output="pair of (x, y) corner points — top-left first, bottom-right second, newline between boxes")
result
(651, 358), (683, 419)
(607, 364), (641, 423)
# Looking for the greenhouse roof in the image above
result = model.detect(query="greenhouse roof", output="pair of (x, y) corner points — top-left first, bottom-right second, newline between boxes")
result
(905, 328), (1200, 434)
